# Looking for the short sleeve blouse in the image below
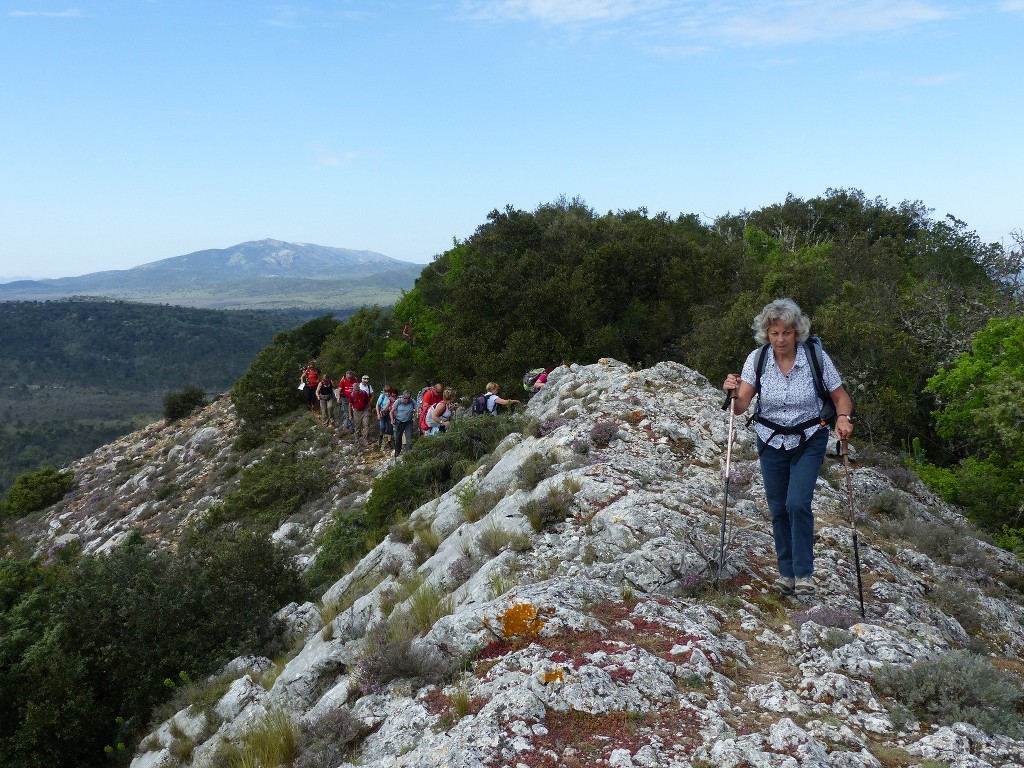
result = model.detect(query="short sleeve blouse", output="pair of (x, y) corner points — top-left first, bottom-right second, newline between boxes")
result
(740, 343), (843, 450)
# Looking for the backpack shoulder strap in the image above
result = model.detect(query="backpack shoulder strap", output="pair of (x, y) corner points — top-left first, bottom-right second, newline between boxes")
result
(803, 336), (828, 399)
(753, 343), (770, 395)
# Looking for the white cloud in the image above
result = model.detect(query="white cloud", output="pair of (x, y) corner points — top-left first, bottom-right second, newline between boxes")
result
(264, 4), (307, 28)
(9, 8), (84, 17)
(904, 72), (964, 85)
(308, 142), (357, 168)
(464, 0), (664, 25)
(463, 0), (958, 46)
(999, 0), (1024, 12)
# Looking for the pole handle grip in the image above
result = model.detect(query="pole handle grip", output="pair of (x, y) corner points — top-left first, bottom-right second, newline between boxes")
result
(721, 388), (735, 411)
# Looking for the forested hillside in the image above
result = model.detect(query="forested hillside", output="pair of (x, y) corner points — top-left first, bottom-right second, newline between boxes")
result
(232, 189), (1022, 535)
(0, 299), (321, 492)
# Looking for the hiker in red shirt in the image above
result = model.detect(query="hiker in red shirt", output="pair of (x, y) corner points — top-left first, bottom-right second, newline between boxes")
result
(350, 374), (375, 445)
(338, 370), (358, 433)
(300, 361), (320, 412)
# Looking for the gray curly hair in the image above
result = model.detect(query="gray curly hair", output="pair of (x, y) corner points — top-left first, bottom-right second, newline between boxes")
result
(752, 298), (811, 344)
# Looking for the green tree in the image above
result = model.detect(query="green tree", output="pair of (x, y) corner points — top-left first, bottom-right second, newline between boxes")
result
(230, 315), (340, 437)
(923, 316), (1024, 531)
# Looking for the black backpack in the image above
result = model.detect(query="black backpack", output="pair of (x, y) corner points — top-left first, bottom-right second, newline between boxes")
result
(751, 336), (837, 446)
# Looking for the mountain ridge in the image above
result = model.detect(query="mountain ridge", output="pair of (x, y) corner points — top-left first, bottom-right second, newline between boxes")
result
(0, 239), (423, 309)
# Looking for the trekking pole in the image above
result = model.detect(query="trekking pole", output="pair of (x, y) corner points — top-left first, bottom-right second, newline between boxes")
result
(838, 439), (866, 619)
(716, 389), (736, 590)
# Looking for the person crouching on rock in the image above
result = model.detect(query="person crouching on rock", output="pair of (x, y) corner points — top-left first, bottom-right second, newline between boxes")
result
(722, 298), (854, 598)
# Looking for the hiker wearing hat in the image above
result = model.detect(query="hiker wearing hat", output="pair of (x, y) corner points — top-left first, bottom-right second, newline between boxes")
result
(350, 375), (375, 446)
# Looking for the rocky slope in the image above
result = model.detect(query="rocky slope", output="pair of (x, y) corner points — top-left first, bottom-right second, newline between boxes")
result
(23, 359), (1024, 768)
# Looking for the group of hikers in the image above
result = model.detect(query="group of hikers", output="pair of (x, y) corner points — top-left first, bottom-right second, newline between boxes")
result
(299, 298), (852, 603)
(298, 364), (547, 459)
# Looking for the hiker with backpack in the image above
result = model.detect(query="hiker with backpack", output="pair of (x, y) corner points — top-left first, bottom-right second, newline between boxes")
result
(474, 382), (520, 415)
(424, 388), (456, 435)
(389, 389), (416, 458)
(376, 385), (397, 451)
(722, 298), (854, 598)
(418, 382), (444, 434)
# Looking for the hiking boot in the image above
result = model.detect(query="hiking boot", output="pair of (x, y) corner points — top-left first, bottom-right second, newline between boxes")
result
(794, 576), (816, 596)
(773, 576), (795, 595)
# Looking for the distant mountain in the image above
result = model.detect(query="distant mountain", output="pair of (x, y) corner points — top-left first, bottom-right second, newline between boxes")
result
(0, 239), (423, 310)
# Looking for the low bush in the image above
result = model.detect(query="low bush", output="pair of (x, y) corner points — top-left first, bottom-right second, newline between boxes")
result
(874, 650), (1024, 738)
(590, 419), (620, 446)
(875, 515), (986, 568)
(295, 707), (367, 768)
(456, 484), (503, 523)
(792, 604), (862, 630)
(411, 527), (441, 565)
(163, 384), (207, 422)
(866, 488), (916, 519)
(927, 581), (986, 637)
(517, 451), (555, 490)
(522, 483), (574, 532)
(2, 465), (76, 517)
(354, 620), (450, 696)
(205, 450), (331, 530)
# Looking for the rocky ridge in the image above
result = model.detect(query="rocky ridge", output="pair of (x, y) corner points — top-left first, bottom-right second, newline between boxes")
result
(24, 359), (1024, 767)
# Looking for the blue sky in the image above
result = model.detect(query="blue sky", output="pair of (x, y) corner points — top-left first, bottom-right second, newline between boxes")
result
(1, 1), (1021, 279)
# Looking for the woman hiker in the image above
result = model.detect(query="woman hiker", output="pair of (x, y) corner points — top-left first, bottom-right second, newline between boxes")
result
(722, 298), (854, 597)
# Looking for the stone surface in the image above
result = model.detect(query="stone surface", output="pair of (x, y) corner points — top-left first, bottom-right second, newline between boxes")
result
(29, 361), (1022, 768)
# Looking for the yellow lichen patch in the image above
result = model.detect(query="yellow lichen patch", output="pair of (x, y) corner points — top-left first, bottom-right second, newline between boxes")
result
(498, 602), (548, 638)
(542, 668), (566, 685)
(627, 410), (644, 425)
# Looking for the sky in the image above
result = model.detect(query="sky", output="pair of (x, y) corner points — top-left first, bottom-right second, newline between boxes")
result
(1, 1), (1022, 280)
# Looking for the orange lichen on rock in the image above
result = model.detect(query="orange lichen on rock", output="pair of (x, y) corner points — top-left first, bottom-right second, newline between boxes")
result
(498, 602), (548, 638)
(542, 668), (566, 684)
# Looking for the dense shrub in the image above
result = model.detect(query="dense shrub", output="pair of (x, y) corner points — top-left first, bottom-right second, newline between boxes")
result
(1, 465), (76, 517)
(0, 529), (302, 768)
(874, 651), (1024, 738)
(162, 384), (207, 422)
